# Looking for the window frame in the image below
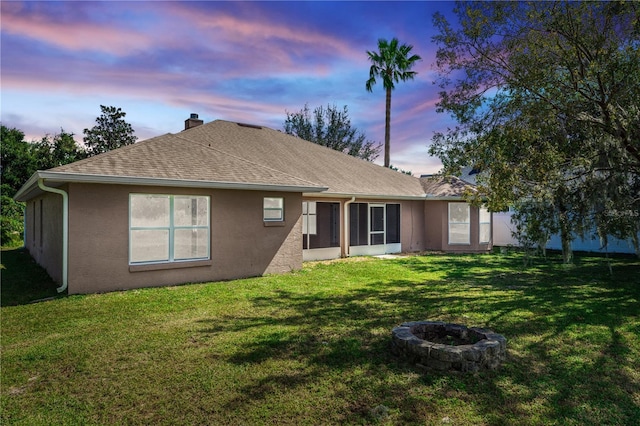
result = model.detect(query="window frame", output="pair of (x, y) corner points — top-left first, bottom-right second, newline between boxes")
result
(369, 204), (386, 246)
(302, 201), (317, 235)
(129, 194), (210, 265)
(263, 197), (284, 222)
(448, 202), (471, 245)
(479, 207), (491, 244)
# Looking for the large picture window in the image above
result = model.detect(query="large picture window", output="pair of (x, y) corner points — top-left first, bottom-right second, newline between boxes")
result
(129, 194), (210, 264)
(448, 202), (470, 245)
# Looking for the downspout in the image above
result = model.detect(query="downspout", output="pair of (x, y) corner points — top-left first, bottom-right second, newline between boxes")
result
(37, 179), (68, 293)
(23, 205), (27, 248)
(343, 197), (356, 257)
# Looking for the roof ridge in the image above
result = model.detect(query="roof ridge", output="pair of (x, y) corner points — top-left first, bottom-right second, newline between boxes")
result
(171, 132), (322, 188)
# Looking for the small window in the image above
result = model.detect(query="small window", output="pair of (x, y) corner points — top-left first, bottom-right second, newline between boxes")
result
(263, 197), (284, 222)
(448, 202), (470, 245)
(479, 207), (491, 244)
(302, 201), (317, 235)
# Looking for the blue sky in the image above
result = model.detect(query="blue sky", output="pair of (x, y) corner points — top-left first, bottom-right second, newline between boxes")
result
(1, 1), (458, 175)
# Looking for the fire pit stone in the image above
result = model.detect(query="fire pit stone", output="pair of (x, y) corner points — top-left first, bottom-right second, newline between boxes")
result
(391, 320), (506, 373)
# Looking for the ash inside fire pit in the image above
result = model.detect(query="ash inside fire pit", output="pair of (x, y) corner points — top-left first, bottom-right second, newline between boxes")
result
(391, 321), (506, 373)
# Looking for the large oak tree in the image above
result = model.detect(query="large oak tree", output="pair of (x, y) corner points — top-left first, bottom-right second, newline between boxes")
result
(429, 1), (640, 259)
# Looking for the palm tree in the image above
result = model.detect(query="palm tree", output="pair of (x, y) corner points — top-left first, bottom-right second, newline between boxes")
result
(366, 38), (421, 167)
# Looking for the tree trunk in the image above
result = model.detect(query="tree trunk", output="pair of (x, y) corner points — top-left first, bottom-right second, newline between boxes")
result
(559, 209), (573, 264)
(384, 87), (392, 168)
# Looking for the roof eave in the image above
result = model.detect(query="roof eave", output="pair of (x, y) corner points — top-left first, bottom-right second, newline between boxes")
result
(14, 171), (327, 201)
(303, 191), (466, 201)
(424, 195), (469, 201)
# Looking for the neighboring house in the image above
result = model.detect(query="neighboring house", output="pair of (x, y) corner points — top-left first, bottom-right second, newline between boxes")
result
(457, 167), (638, 254)
(15, 117), (492, 294)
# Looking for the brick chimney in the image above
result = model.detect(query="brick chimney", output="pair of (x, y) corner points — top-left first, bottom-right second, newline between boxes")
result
(184, 113), (204, 130)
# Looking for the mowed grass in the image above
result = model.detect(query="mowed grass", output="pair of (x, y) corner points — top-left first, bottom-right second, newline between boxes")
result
(1, 248), (639, 425)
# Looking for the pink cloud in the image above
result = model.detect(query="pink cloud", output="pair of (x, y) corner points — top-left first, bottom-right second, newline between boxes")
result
(160, 3), (362, 77)
(2, 68), (286, 124)
(1, 2), (153, 56)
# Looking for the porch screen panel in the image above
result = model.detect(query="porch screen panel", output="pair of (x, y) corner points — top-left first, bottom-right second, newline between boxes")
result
(386, 204), (401, 244)
(307, 202), (340, 249)
(349, 203), (369, 246)
(370, 205), (385, 245)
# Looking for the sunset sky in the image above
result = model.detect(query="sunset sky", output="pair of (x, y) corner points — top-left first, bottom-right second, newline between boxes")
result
(1, 1), (459, 175)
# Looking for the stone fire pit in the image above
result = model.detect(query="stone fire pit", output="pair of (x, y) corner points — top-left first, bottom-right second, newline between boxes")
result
(391, 321), (506, 373)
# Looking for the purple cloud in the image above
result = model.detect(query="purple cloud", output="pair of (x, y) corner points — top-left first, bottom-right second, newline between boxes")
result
(1, 1), (457, 176)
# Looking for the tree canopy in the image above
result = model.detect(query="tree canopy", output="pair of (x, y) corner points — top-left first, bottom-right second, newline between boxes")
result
(1, 126), (35, 195)
(33, 131), (86, 170)
(83, 105), (137, 157)
(366, 37), (422, 167)
(429, 1), (640, 258)
(1, 126), (85, 246)
(283, 103), (381, 161)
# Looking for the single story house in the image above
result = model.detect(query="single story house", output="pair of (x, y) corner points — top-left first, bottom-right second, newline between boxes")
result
(14, 117), (492, 294)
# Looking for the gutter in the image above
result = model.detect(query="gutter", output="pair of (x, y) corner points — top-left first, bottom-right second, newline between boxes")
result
(15, 171), (327, 202)
(304, 191), (428, 201)
(343, 197), (356, 257)
(37, 179), (68, 293)
(304, 192), (470, 201)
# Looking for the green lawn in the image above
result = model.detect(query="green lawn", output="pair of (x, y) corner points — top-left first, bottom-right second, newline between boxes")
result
(1, 248), (639, 425)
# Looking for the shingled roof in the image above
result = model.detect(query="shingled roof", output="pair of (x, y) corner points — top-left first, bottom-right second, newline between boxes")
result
(15, 119), (471, 202)
(419, 175), (477, 198)
(180, 120), (427, 197)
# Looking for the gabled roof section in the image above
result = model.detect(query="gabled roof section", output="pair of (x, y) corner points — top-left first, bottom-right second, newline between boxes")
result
(14, 128), (327, 201)
(419, 175), (476, 199)
(181, 120), (427, 198)
(47, 132), (322, 188)
(15, 119), (474, 202)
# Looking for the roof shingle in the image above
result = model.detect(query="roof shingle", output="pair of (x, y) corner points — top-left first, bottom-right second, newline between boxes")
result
(17, 119), (473, 201)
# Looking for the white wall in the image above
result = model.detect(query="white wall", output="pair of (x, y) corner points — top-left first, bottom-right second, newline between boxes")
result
(493, 211), (637, 254)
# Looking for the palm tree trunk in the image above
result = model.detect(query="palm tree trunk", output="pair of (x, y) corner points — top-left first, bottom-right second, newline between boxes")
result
(384, 87), (392, 167)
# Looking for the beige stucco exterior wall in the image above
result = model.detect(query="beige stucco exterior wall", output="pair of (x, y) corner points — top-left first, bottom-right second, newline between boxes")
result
(399, 200), (427, 252)
(424, 201), (445, 251)
(423, 200), (492, 253)
(65, 183), (302, 294)
(24, 191), (64, 284)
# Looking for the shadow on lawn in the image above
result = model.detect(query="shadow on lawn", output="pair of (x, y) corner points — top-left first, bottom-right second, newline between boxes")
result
(1, 248), (60, 306)
(197, 254), (640, 424)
